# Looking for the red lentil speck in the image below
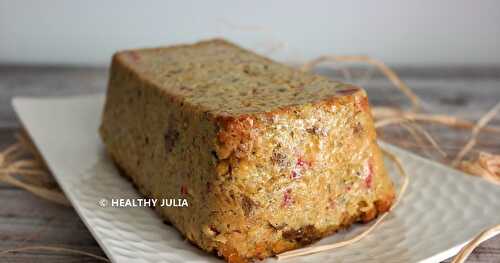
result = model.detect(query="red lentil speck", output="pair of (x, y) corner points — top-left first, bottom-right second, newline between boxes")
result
(282, 189), (293, 207)
(296, 158), (309, 168)
(128, 51), (141, 62)
(365, 160), (374, 188)
(180, 185), (188, 195)
(290, 157), (311, 179)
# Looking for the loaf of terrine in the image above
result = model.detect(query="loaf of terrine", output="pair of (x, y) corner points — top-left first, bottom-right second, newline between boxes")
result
(100, 39), (395, 262)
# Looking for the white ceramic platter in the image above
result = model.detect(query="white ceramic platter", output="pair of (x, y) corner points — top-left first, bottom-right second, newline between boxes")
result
(12, 94), (500, 263)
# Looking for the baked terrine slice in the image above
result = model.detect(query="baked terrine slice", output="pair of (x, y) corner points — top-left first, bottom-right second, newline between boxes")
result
(100, 39), (395, 262)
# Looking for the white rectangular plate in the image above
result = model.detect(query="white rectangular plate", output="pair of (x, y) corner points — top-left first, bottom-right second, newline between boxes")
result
(12, 94), (500, 263)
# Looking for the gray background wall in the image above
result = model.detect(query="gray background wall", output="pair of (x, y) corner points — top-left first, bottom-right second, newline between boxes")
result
(1, 0), (499, 66)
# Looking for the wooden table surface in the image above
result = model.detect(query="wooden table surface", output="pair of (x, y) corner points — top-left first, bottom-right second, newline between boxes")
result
(0, 65), (499, 262)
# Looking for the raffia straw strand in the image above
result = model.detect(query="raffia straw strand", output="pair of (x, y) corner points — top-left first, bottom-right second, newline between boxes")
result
(276, 149), (409, 260)
(301, 55), (421, 112)
(10, 159), (45, 169)
(0, 136), (104, 260)
(403, 122), (447, 158)
(0, 174), (70, 206)
(373, 107), (500, 134)
(392, 140), (471, 152)
(458, 152), (500, 186)
(0, 245), (109, 262)
(1, 168), (47, 176)
(451, 224), (500, 263)
(400, 122), (437, 160)
(0, 142), (71, 206)
(16, 132), (48, 166)
(388, 121), (447, 161)
(480, 171), (500, 186)
(1, 144), (24, 164)
(375, 116), (408, 129)
(452, 101), (500, 166)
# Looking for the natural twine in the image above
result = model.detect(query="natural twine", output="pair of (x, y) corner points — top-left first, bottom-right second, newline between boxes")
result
(451, 225), (500, 263)
(0, 57), (499, 261)
(302, 55), (421, 112)
(301, 55), (500, 185)
(0, 133), (105, 260)
(0, 134), (70, 206)
(452, 102), (500, 166)
(0, 246), (109, 262)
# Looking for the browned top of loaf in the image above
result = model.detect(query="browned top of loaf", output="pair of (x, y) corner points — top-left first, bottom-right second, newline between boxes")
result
(115, 39), (358, 116)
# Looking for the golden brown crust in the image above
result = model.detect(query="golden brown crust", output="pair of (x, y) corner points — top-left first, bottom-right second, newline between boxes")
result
(215, 115), (258, 160)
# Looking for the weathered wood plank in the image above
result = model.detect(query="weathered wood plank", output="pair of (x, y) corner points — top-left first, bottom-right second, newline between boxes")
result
(0, 66), (107, 128)
(0, 189), (105, 262)
(0, 65), (499, 262)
